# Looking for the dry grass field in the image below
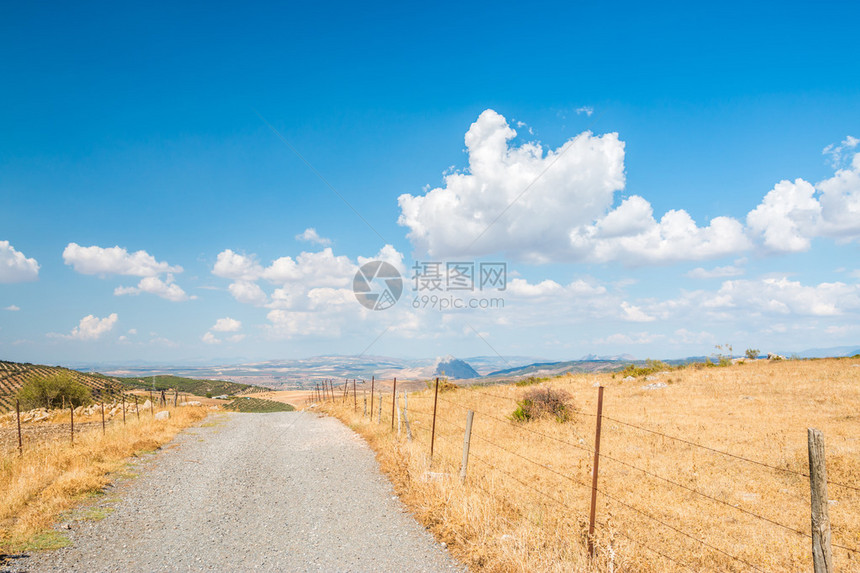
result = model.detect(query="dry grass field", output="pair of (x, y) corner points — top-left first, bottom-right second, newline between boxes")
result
(321, 358), (860, 572)
(0, 404), (209, 553)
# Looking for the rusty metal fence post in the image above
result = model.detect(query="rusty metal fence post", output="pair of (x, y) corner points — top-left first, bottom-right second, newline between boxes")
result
(460, 410), (474, 483)
(430, 377), (440, 459)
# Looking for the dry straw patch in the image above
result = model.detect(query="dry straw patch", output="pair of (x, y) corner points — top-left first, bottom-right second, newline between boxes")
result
(0, 405), (208, 552)
(322, 358), (860, 572)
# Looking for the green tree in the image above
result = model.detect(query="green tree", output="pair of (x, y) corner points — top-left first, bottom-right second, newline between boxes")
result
(17, 372), (93, 410)
(745, 348), (760, 359)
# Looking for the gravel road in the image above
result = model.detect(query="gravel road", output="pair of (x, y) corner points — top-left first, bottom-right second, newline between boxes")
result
(9, 411), (465, 572)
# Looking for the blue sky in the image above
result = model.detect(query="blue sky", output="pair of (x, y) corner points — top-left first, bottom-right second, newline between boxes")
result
(2, 1), (859, 365)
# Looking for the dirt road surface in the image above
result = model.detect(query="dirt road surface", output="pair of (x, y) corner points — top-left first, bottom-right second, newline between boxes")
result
(9, 411), (464, 572)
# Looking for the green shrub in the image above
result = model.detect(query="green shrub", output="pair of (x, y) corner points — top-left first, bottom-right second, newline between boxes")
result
(17, 373), (92, 410)
(745, 348), (760, 359)
(512, 388), (573, 423)
(515, 376), (545, 387)
(619, 359), (671, 378)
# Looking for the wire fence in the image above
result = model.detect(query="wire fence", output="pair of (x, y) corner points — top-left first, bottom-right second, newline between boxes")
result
(1, 388), (197, 455)
(313, 377), (859, 572)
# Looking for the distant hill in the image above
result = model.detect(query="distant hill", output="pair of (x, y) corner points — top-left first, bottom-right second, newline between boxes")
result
(0, 360), (124, 412)
(486, 359), (626, 379)
(435, 356), (480, 379)
(116, 375), (270, 397)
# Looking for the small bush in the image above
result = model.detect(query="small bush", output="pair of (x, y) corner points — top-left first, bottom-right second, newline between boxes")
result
(515, 376), (545, 387)
(426, 379), (459, 392)
(745, 348), (760, 359)
(512, 388), (573, 423)
(17, 373), (92, 410)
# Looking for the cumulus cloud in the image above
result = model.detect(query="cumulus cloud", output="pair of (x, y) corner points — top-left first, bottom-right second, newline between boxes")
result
(64, 243), (191, 301)
(63, 243), (181, 276)
(212, 245), (403, 314)
(212, 249), (263, 282)
(576, 106), (594, 117)
(4, 305), (20, 311)
(54, 313), (119, 341)
(212, 317), (242, 332)
(0, 241), (39, 283)
(295, 228), (332, 246)
(114, 274), (191, 302)
(747, 142), (860, 251)
(201, 331), (220, 344)
(398, 109), (750, 264)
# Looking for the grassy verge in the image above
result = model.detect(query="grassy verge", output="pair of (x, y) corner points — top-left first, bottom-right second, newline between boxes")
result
(321, 358), (860, 572)
(0, 405), (208, 553)
(223, 397), (295, 413)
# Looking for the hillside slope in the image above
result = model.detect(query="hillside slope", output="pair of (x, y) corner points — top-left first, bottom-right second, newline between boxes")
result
(0, 361), (124, 412)
(116, 375), (270, 397)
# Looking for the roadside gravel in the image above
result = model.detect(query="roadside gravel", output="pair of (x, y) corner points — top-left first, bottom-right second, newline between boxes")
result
(10, 411), (464, 572)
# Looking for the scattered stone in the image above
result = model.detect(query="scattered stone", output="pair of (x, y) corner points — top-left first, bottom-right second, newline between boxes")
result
(154, 410), (170, 421)
(643, 382), (667, 390)
(622, 376), (636, 382)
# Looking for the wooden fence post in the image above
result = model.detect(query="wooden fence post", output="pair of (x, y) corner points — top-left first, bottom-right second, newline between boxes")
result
(101, 401), (106, 434)
(460, 410), (474, 483)
(397, 393), (402, 436)
(403, 392), (412, 442)
(377, 394), (383, 425)
(363, 390), (368, 417)
(353, 379), (357, 412)
(122, 394), (126, 425)
(370, 376), (375, 419)
(808, 428), (834, 573)
(391, 377), (397, 431)
(16, 398), (23, 456)
(135, 395), (140, 420)
(150, 395), (155, 417)
(430, 377), (440, 459)
(587, 386), (605, 559)
(70, 404), (75, 445)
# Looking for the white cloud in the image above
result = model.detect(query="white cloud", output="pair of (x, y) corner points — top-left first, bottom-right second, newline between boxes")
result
(673, 328), (714, 344)
(576, 106), (594, 117)
(228, 281), (268, 306)
(620, 301), (655, 322)
(114, 274), (191, 302)
(55, 313), (119, 341)
(823, 136), (859, 168)
(687, 264), (745, 279)
(595, 332), (663, 345)
(212, 317), (242, 332)
(4, 305), (20, 311)
(63, 243), (181, 276)
(0, 241), (39, 283)
(746, 145), (860, 251)
(397, 110), (749, 264)
(262, 248), (355, 287)
(295, 228), (332, 246)
(201, 331), (220, 344)
(212, 249), (264, 281)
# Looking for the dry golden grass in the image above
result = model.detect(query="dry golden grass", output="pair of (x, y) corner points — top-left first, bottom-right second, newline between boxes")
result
(0, 405), (209, 552)
(322, 358), (860, 572)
